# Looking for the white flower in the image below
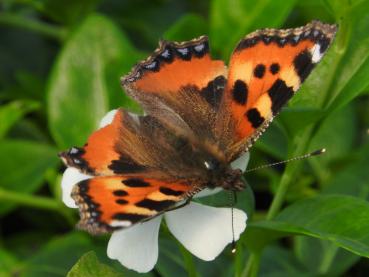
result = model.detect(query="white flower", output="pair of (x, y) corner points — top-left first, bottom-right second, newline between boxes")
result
(61, 110), (249, 273)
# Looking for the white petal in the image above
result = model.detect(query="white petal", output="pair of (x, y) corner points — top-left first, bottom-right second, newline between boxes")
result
(107, 216), (162, 273)
(231, 152), (250, 172)
(60, 168), (92, 208)
(165, 202), (247, 261)
(99, 109), (118, 128)
(194, 187), (222, 198)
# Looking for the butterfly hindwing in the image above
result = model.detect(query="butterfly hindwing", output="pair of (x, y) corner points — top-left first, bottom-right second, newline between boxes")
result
(218, 21), (337, 159)
(71, 176), (197, 234)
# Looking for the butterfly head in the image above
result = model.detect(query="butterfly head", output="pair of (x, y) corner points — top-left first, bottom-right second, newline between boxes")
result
(204, 159), (244, 191)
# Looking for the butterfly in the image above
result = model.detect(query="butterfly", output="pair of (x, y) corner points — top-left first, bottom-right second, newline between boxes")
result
(59, 20), (337, 234)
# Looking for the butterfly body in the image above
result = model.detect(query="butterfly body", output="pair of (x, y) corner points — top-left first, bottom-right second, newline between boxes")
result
(60, 21), (337, 234)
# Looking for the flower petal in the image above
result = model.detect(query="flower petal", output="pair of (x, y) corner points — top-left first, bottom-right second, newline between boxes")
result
(107, 216), (162, 273)
(61, 167), (92, 208)
(231, 152), (250, 172)
(99, 109), (118, 128)
(194, 187), (222, 198)
(165, 202), (247, 261)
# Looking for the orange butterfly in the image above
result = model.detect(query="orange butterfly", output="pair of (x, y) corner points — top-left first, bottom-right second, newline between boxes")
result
(60, 20), (337, 235)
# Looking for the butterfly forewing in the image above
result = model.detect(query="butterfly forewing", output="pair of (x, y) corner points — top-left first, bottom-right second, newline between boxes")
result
(121, 36), (229, 159)
(217, 21), (337, 160)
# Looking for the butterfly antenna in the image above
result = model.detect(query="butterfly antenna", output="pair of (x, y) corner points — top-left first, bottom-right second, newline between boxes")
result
(229, 190), (237, 254)
(245, 148), (326, 173)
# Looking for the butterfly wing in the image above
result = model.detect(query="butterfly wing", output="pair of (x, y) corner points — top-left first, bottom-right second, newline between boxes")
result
(122, 36), (229, 160)
(216, 20), (337, 160)
(72, 175), (198, 234)
(60, 109), (215, 235)
(60, 109), (147, 176)
(60, 108), (212, 180)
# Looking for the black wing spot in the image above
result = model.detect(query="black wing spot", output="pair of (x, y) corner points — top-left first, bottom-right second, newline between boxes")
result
(108, 154), (146, 174)
(116, 199), (129, 205)
(112, 213), (146, 222)
(113, 190), (128, 197)
(293, 50), (315, 82)
(268, 79), (294, 115)
(201, 75), (226, 108)
(136, 199), (176, 212)
(254, 64), (266, 78)
(159, 187), (184, 196)
(123, 178), (150, 187)
(232, 80), (248, 105)
(245, 108), (265, 128)
(269, 63), (280, 75)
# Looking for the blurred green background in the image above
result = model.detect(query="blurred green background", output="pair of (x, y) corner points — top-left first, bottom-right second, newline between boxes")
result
(1, 0), (369, 276)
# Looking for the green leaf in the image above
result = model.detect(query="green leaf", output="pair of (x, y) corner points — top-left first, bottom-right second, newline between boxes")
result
(255, 122), (287, 159)
(209, 0), (297, 58)
(307, 104), (357, 182)
(0, 140), (59, 214)
(325, 2), (369, 112)
(259, 245), (312, 277)
(0, 248), (19, 276)
(36, 0), (101, 26)
(309, 104), (356, 162)
(47, 14), (142, 149)
(0, 100), (40, 138)
(164, 13), (208, 41)
(246, 195), (369, 257)
(20, 232), (93, 277)
(278, 107), (325, 138)
(67, 251), (123, 277)
(294, 236), (359, 276)
(322, 144), (369, 198)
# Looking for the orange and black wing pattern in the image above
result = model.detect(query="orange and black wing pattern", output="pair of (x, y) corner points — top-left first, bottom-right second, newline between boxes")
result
(59, 108), (212, 180)
(121, 36), (229, 151)
(60, 108), (211, 234)
(72, 176), (198, 234)
(122, 36), (226, 109)
(218, 21), (337, 159)
(59, 109), (148, 176)
(60, 21), (337, 234)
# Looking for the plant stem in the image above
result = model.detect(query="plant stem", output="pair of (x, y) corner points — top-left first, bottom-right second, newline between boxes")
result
(319, 244), (339, 274)
(0, 12), (66, 40)
(0, 188), (75, 225)
(0, 188), (59, 210)
(241, 252), (260, 277)
(266, 127), (313, 220)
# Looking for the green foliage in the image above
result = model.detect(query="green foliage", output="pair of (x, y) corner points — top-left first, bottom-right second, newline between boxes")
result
(1, 0), (368, 276)
(47, 14), (142, 149)
(67, 251), (123, 277)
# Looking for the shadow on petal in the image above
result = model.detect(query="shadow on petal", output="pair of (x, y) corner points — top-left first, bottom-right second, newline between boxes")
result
(231, 152), (250, 172)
